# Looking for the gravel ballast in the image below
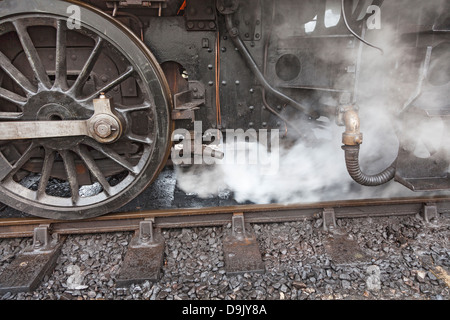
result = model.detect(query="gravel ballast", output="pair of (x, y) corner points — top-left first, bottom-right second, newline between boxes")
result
(1, 213), (448, 300)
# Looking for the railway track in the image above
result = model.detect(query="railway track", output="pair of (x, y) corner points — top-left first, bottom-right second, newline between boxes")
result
(1, 195), (449, 294)
(1, 195), (449, 239)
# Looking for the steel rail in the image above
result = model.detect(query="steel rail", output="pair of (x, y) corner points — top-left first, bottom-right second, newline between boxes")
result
(1, 196), (450, 239)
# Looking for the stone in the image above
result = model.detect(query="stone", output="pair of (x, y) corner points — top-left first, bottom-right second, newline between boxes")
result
(366, 265), (381, 291)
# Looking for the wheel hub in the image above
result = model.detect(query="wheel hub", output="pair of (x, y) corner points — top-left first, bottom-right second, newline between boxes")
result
(37, 103), (73, 121)
(26, 91), (90, 121)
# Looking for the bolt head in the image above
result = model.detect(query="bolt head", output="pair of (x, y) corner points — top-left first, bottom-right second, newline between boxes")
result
(95, 121), (112, 138)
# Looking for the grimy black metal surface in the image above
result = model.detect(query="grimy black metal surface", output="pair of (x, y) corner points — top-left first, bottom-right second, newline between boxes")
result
(0, 0), (449, 222)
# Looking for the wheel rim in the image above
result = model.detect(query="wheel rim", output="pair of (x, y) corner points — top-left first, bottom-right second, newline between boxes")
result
(0, 0), (172, 219)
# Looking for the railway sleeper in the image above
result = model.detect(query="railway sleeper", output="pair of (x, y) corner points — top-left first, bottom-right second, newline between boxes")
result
(222, 213), (265, 276)
(0, 224), (65, 294)
(116, 219), (165, 287)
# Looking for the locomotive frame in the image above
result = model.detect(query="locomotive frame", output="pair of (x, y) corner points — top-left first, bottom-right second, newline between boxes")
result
(0, 0), (449, 219)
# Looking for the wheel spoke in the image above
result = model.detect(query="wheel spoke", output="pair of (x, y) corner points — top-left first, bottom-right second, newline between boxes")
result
(83, 139), (138, 175)
(74, 144), (111, 195)
(126, 133), (153, 145)
(0, 112), (23, 120)
(69, 37), (104, 96)
(0, 87), (27, 107)
(80, 66), (134, 102)
(13, 20), (52, 89)
(115, 102), (152, 115)
(59, 150), (79, 204)
(0, 142), (38, 181)
(0, 51), (37, 94)
(54, 20), (68, 90)
(36, 148), (55, 200)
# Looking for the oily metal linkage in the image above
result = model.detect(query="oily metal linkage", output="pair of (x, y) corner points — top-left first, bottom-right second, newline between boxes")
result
(0, 95), (122, 143)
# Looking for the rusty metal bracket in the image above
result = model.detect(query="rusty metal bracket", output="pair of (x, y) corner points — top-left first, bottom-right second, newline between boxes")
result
(31, 224), (52, 252)
(419, 202), (439, 223)
(116, 218), (165, 287)
(222, 213), (265, 275)
(0, 224), (65, 294)
(322, 208), (337, 232)
(231, 212), (247, 240)
(185, 0), (217, 31)
(172, 81), (205, 122)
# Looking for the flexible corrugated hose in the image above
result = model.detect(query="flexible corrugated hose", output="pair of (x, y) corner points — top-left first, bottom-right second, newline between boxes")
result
(342, 145), (396, 186)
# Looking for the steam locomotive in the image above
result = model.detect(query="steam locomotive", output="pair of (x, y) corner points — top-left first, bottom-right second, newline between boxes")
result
(0, 0), (448, 219)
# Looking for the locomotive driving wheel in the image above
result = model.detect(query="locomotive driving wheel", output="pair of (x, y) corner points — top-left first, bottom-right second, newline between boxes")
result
(0, 0), (172, 219)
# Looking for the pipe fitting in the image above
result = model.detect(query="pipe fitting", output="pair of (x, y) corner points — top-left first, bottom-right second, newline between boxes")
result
(341, 105), (396, 186)
(341, 106), (363, 146)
